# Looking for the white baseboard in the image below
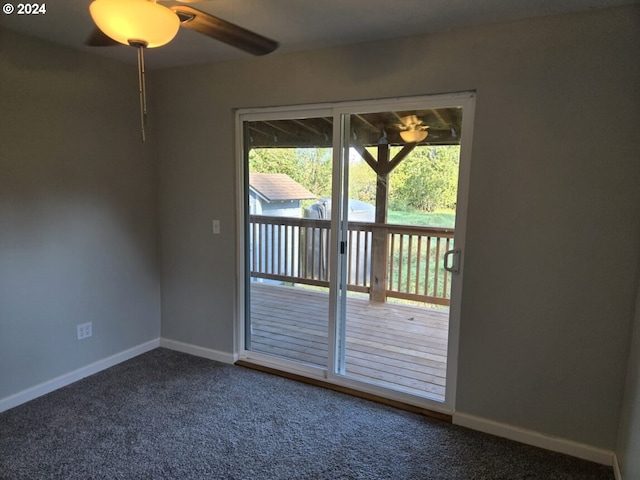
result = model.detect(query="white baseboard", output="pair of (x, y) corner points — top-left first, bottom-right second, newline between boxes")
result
(0, 339), (160, 413)
(613, 454), (623, 480)
(160, 338), (237, 364)
(453, 411), (614, 467)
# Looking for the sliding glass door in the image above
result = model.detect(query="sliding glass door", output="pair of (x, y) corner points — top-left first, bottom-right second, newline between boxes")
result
(241, 110), (334, 371)
(237, 94), (475, 412)
(332, 106), (464, 403)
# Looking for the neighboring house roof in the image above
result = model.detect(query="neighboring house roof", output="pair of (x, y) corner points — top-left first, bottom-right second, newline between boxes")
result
(249, 173), (316, 202)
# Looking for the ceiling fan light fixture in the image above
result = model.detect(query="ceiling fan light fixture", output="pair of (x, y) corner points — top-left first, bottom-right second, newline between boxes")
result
(400, 129), (428, 143)
(399, 115), (429, 143)
(89, 0), (180, 48)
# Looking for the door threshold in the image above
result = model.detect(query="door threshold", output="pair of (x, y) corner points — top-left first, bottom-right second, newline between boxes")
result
(235, 359), (452, 423)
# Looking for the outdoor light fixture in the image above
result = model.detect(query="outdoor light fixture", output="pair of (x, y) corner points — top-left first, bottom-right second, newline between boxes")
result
(89, 0), (180, 48)
(399, 115), (429, 143)
(399, 129), (428, 143)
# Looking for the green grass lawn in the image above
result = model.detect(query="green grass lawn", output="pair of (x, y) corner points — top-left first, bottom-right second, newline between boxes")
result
(387, 209), (456, 228)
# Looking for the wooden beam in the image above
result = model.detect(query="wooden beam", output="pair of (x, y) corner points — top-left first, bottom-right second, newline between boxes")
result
(351, 140), (379, 172)
(382, 143), (416, 175)
(262, 120), (295, 136)
(432, 108), (454, 129)
(354, 113), (378, 131)
(291, 119), (323, 135)
(391, 111), (405, 125)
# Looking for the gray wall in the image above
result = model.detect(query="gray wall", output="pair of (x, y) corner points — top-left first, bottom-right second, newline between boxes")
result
(617, 285), (640, 478)
(155, 5), (640, 451)
(0, 30), (161, 400)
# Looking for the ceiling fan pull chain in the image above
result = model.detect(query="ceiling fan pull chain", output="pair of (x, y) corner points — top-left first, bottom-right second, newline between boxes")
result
(136, 44), (147, 143)
(87, 0), (279, 141)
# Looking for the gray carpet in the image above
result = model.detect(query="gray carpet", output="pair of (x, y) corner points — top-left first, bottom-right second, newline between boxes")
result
(0, 348), (614, 479)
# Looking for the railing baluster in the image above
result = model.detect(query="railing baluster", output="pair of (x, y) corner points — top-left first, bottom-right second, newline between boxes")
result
(397, 234), (404, 292)
(347, 230), (360, 285)
(311, 226), (316, 280)
(269, 223), (274, 274)
(278, 224), (282, 273)
(424, 236), (431, 298)
(264, 221), (267, 275)
(274, 223), (277, 273)
(406, 234), (413, 294)
(415, 236), (422, 296)
(364, 230), (370, 288)
(259, 221), (264, 275)
(325, 225), (330, 281)
(347, 229), (353, 284)
(317, 227), (322, 281)
(294, 225), (299, 278)
(264, 221), (268, 274)
(319, 225), (324, 280)
(283, 224), (288, 275)
(267, 222), (271, 274)
(272, 223), (277, 274)
(303, 226), (309, 280)
(434, 237), (441, 298)
(355, 229), (361, 286)
(318, 226), (322, 280)
(299, 226), (305, 278)
(251, 221), (257, 275)
(443, 237), (451, 298)
(323, 225), (327, 281)
(292, 225), (297, 277)
(388, 233), (395, 290)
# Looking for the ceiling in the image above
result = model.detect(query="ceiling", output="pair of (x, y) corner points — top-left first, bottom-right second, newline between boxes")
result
(0, 0), (635, 69)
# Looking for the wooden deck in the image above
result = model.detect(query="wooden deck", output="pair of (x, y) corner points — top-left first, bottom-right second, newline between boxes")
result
(248, 282), (449, 401)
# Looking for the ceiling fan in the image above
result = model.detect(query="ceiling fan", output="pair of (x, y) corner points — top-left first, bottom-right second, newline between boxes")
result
(87, 0), (278, 56)
(86, 0), (279, 141)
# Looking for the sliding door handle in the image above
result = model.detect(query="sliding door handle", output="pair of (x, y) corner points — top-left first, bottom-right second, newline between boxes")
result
(444, 248), (460, 274)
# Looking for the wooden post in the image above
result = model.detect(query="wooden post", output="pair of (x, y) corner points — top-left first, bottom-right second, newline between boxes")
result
(351, 140), (416, 303)
(375, 143), (389, 224)
(370, 143), (390, 302)
(370, 223), (388, 302)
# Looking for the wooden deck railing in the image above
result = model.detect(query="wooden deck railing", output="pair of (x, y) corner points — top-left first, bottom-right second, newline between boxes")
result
(249, 215), (454, 306)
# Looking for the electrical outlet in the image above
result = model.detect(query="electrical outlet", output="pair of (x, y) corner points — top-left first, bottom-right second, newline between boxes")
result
(212, 219), (220, 235)
(77, 322), (92, 340)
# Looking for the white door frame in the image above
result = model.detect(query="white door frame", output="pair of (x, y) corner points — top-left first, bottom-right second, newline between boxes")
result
(235, 92), (476, 414)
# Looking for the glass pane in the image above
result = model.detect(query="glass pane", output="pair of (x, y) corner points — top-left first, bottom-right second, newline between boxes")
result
(338, 107), (463, 401)
(245, 116), (333, 369)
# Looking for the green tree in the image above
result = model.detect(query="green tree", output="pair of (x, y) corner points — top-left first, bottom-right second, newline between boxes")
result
(250, 145), (460, 213)
(348, 159), (377, 204)
(294, 148), (332, 198)
(249, 148), (332, 198)
(248, 148), (298, 178)
(389, 146), (459, 212)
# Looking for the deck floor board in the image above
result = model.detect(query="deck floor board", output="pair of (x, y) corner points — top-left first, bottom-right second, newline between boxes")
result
(249, 282), (449, 401)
